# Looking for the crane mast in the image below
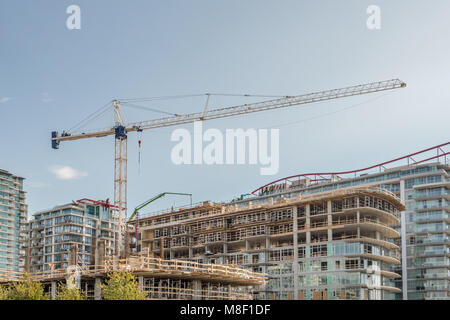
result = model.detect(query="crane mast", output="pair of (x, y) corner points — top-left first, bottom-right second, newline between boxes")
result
(50, 79), (406, 258)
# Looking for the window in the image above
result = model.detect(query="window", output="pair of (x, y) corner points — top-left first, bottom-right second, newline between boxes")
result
(298, 247), (306, 258)
(310, 260), (321, 272)
(86, 205), (97, 217)
(311, 244), (327, 257)
(345, 259), (360, 270)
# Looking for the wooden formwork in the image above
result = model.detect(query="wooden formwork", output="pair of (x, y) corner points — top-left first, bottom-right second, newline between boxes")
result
(0, 254), (266, 287)
(0, 254), (264, 300)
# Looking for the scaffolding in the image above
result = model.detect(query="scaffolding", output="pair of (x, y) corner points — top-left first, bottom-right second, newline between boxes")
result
(0, 251), (266, 300)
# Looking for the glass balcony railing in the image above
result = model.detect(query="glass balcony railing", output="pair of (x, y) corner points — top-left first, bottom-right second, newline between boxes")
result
(422, 249), (449, 256)
(415, 189), (449, 199)
(415, 211), (449, 222)
(424, 272), (450, 279)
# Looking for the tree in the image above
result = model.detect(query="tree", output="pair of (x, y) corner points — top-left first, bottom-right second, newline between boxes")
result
(101, 270), (147, 300)
(0, 285), (8, 300)
(55, 280), (85, 300)
(8, 273), (49, 300)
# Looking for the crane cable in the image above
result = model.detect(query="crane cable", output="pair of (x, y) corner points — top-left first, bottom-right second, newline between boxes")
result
(120, 102), (179, 116)
(68, 93), (289, 132)
(264, 91), (394, 129)
(138, 130), (142, 175)
(67, 93), (292, 134)
(69, 100), (113, 132)
(117, 92), (288, 103)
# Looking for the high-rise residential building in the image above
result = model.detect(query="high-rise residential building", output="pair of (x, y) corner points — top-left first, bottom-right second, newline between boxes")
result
(246, 143), (449, 300)
(0, 169), (27, 275)
(129, 142), (449, 300)
(24, 199), (119, 273)
(129, 187), (404, 300)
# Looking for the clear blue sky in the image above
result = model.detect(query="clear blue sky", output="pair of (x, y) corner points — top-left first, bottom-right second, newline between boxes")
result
(1, 0), (449, 216)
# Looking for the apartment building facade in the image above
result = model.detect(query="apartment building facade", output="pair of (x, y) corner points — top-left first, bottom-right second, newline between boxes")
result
(129, 187), (404, 300)
(248, 159), (449, 300)
(128, 143), (449, 300)
(0, 169), (27, 274)
(24, 199), (119, 273)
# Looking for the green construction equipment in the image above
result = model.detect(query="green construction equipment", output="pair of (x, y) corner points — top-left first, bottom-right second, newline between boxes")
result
(129, 192), (192, 243)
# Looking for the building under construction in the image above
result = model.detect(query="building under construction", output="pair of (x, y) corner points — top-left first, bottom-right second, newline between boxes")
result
(248, 143), (449, 300)
(129, 187), (404, 300)
(44, 79), (406, 300)
(127, 143), (449, 300)
(0, 198), (265, 300)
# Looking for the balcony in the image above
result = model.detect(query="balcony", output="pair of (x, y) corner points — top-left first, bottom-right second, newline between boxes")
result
(421, 249), (449, 257)
(415, 190), (449, 201)
(423, 285), (449, 291)
(424, 272), (450, 279)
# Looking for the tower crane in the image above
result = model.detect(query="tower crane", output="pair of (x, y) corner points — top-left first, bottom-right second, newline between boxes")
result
(50, 78), (406, 257)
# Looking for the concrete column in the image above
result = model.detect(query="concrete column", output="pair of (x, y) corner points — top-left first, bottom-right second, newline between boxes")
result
(94, 278), (102, 300)
(51, 281), (56, 300)
(192, 280), (202, 300)
(305, 204), (310, 227)
(245, 240), (250, 251)
(114, 232), (119, 256)
(306, 204), (311, 244)
(24, 247), (31, 273)
(327, 201), (333, 241)
(223, 243), (228, 254)
(292, 206), (299, 299)
(91, 236), (97, 265)
(400, 179), (408, 300)
(327, 214), (333, 241)
(265, 237), (271, 249)
(95, 239), (105, 267)
(68, 244), (78, 266)
(138, 276), (144, 290)
(189, 248), (193, 258)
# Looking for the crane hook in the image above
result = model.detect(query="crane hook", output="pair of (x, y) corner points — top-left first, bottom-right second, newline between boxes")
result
(138, 139), (142, 174)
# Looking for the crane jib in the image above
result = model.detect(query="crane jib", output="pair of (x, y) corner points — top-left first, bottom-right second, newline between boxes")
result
(51, 79), (405, 145)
